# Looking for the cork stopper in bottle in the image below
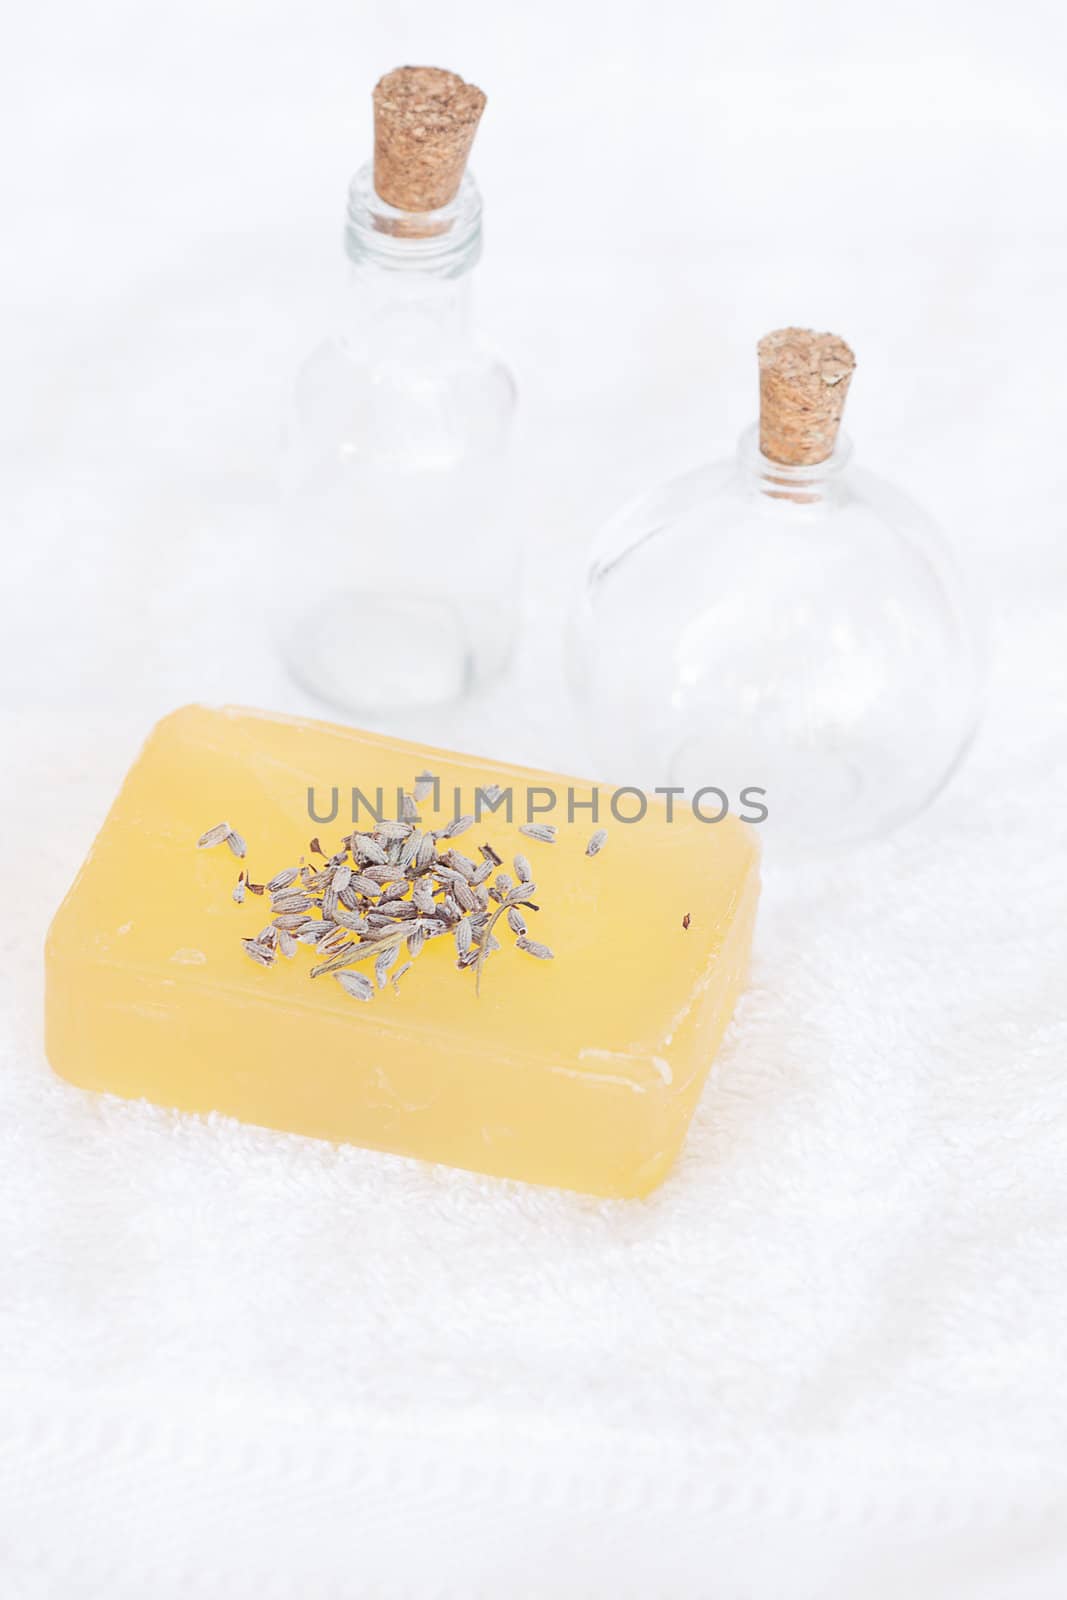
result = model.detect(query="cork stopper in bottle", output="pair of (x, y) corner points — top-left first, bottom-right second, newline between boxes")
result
(757, 328), (856, 466)
(373, 66), (487, 213)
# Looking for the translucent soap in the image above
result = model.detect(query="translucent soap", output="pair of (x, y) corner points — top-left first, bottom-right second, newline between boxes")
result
(45, 706), (760, 1197)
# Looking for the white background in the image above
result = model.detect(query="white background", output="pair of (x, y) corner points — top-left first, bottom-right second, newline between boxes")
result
(3, 2), (1067, 1595)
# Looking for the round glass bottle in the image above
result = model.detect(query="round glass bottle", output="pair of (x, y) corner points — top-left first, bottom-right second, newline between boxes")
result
(568, 329), (985, 853)
(279, 68), (517, 716)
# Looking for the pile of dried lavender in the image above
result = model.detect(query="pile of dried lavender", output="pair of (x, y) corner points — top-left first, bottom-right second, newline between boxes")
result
(194, 774), (595, 1002)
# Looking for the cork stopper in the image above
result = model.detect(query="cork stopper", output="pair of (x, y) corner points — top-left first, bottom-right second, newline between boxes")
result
(373, 66), (486, 213)
(758, 328), (856, 466)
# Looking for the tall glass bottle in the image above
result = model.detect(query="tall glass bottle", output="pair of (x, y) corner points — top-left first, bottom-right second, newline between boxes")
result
(568, 329), (985, 853)
(279, 67), (517, 716)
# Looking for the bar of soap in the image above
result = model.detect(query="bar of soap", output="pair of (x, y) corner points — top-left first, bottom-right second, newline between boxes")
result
(45, 706), (760, 1197)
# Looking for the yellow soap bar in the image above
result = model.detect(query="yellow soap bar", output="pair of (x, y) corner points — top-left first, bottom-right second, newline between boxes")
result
(45, 705), (759, 1197)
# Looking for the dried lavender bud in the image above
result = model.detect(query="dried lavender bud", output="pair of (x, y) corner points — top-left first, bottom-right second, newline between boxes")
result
(378, 899), (417, 920)
(444, 850), (476, 880)
(352, 835), (388, 865)
(333, 910), (370, 933)
(376, 820), (412, 840)
(197, 821), (231, 850)
(349, 874), (383, 897)
(412, 882), (436, 915)
(270, 893), (312, 915)
(266, 868), (299, 893)
(241, 937), (274, 967)
(516, 937), (554, 960)
(317, 925), (351, 956)
(335, 971), (374, 1002)
(362, 865), (402, 885)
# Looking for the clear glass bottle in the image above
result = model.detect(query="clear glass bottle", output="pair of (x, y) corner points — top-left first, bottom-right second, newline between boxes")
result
(568, 333), (985, 853)
(278, 79), (516, 716)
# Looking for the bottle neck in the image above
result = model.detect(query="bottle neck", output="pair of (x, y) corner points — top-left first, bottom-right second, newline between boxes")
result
(345, 161), (482, 275)
(342, 162), (481, 353)
(738, 422), (853, 507)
